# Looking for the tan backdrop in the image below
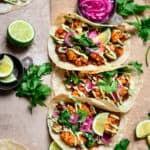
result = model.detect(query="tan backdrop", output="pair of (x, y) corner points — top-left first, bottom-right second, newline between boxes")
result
(0, 0), (150, 150)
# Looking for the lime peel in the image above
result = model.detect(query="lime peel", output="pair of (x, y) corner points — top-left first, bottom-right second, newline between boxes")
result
(0, 55), (14, 78)
(49, 141), (61, 150)
(7, 20), (35, 47)
(92, 112), (109, 136)
(136, 120), (150, 138)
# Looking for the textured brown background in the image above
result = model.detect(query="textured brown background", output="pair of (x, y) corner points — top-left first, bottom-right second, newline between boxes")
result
(0, 0), (150, 150)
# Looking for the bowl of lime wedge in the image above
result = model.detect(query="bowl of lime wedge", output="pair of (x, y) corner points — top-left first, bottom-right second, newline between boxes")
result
(0, 53), (24, 91)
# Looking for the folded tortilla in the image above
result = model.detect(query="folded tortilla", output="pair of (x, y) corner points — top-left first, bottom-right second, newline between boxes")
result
(0, 139), (28, 150)
(0, 0), (32, 14)
(52, 66), (142, 113)
(48, 13), (131, 72)
(47, 94), (127, 150)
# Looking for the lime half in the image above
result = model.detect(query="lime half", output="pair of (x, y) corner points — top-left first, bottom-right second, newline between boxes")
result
(93, 28), (111, 44)
(0, 55), (14, 78)
(136, 120), (150, 138)
(92, 112), (109, 136)
(0, 73), (16, 83)
(7, 20), (35, 47)
(49, 141), (61, 150)
(147, 135), (150, 146)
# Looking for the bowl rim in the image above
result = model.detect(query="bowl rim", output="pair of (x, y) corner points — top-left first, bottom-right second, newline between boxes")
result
(0, 53), (24, 91)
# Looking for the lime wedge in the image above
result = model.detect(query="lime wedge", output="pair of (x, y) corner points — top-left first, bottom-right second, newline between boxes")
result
(7, 20), (35, 47)
(0, 55), (14, 78)
(92, 112), (109, 136)
(93, 28), (111, 44)
(147, 135), (150, 146)
(49, 141), (61, 150)
(0, 73), (16, 83)
(136, 120), (150, 138)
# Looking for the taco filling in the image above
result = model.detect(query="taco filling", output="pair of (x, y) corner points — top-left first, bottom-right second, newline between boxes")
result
(64, 67), (134, 106)
(50, 16), (130, 67)
(48, 100), (121, 149)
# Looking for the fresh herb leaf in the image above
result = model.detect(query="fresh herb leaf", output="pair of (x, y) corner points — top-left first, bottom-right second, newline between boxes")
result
(128, 61), (143, 74)
(64, 72), (81, 84)
(98, 80), (118, 93)
(116, 0), (150, 17)
(77, 110), (88, 122)
(58, 109), (77, 134)
(114, 139), (130, 150)
(71, 33), (98, 49)
(83, 133), (95, 148)
(16, 63), (52, 110)
(128, 17), (150, 42)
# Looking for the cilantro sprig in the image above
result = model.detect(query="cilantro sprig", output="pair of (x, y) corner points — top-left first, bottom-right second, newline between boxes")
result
(114, 139), (130, 150)
(16, 63), (52, 111)
(83, 133), (95, 148)
(116, 0), (150, 17)
(128, 61), (143, 74)
(64, 71), (81, 84)
(128, 17), (150, 42)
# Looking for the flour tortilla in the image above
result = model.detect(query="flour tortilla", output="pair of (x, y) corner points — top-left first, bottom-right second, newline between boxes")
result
(0, 139), (28, 150)
(51, 66), (142, 113)
(47, 94), (127, 150)
(0, 0), (32, 14)
(48, 13), (131, 72)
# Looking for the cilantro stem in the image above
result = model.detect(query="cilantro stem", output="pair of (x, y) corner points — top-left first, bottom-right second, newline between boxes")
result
(145, 46), (150, 67)
(134, 14), (140, 24)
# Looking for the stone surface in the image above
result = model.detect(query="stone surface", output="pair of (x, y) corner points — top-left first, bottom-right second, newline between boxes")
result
(0, 0), (150, 149)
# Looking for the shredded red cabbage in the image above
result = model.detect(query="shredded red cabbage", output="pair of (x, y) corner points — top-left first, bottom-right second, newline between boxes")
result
(78, 0), (115, 22)
(52, 111), (60, 118)
(69, 114), (79, 124)
(64, 32), (74, 47)
(101, 133), (112, 145)
(80, 116), (93, 133)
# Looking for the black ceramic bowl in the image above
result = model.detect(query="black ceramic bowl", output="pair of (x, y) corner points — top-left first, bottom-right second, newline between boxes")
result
(0, 53), (24, 91)
(77, 0), (117, 24)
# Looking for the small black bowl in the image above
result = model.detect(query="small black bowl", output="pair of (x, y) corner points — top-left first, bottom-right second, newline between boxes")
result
(0, 53), (24, 91)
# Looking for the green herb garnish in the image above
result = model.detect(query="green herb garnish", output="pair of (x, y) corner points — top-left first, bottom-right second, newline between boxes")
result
(70, 33), (98, 49)
(77, 110), (88, 122)
(83, 133), (95, 148)
(114, 139), (130, 150)
(58, 109), (77, 134)
(116, 0), (150, 17)
(64, 71), (81, 84)
(128, 17), (150, 42)
(148, 113), (150, 119)
(128, 61), (143, 74)
(16, 63), (52, 111)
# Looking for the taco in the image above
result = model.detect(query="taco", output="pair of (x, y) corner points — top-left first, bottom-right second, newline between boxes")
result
(52, 66), (142, 113)
(47, 94), (126, 150)
(0, 0), (32, 14)
(48, 13), (130, 72)
(0, 139), (27, 150)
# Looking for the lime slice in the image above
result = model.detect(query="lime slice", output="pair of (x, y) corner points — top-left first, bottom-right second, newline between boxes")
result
(7, 20), (35, 47)
(93, 28), (111, 44)
(147, 135), (150, 146)
(92, 112), (109, 136)
(49, 141), (61, 150)
(0, 55), (14, 78)
(136, 120), (150, 138)
(0, 73), (16, 83)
